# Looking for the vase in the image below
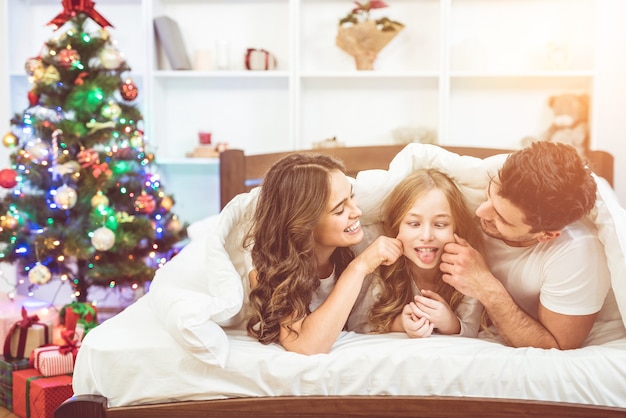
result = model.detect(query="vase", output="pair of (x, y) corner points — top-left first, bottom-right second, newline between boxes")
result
(336, 20), (404, 70)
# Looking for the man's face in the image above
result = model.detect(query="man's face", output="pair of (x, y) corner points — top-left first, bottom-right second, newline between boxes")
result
(475, 178), (542, 247)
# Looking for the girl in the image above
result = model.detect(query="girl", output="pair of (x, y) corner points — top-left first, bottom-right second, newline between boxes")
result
(246, 153), (402, 354)
(350, 168), (484, 338)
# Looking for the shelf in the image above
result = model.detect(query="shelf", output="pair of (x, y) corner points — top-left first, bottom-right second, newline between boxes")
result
(153, 70), (291, 79)
(156, 158), (219, 166)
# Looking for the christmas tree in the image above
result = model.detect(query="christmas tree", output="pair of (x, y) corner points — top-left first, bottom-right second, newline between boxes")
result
(0, 2), (187, 302)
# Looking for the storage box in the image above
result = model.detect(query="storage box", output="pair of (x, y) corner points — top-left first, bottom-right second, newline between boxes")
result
(12, 368), (73, 418)
(0, 356), (30, 411)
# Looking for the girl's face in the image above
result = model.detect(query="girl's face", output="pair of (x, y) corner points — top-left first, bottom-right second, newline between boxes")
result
(397, 188), (455, 269)
(313, 170), (363, 252)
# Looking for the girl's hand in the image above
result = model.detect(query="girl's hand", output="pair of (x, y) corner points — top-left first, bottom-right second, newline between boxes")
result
(401, 303), (434, 338)
(413, 290), (461, 335)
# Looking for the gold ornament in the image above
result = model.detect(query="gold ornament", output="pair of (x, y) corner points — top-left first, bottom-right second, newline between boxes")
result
(40, 65), (61, 85)
(2, 132), (17, 147)
(129, 130), (144, 148)
(53, 184), (78, 209)
(167, 216), (182, 233)
(0, 214), (19, 230)
(91, 191), (110, 208)
(160, 196), (173, 211)
(91, 226), (115, 251)
(28, 262), (52, 285)
(100, 47), (122, 70)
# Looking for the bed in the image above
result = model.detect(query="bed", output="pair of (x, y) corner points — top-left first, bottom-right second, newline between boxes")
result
(55, 143), (626, 418)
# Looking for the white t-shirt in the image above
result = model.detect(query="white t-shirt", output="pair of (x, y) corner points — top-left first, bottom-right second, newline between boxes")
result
(310, 267), (336, 312)
(483, 218), (611, 318)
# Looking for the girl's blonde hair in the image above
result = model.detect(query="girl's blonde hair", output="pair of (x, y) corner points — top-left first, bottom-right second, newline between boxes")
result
(368, 168), (483, 332)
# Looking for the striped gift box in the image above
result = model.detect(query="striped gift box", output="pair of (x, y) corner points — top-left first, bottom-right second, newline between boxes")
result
(30, 346), (75, 377)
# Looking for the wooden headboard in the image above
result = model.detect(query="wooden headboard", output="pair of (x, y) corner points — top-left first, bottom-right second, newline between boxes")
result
(218, 145), (614, 210)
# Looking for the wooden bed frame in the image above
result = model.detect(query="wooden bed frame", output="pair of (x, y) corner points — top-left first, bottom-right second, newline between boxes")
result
(55, 144), (619, 418)
(218, 144), (614, 210)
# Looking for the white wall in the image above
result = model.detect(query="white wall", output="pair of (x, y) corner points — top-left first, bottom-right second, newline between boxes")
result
(0, 0), (8, 167)
(594, 0), (626, 206)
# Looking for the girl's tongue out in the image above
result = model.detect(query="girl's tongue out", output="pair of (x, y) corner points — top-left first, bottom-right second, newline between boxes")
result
(417, 247), (438, 264)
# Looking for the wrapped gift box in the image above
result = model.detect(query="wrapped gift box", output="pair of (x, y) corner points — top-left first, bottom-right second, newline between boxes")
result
(30, 329), (79, 377)
(60, 302), (97, 335)
(30, 345), (76, 377)
(0, 355), (30, 411)
(13, 368), (73, 418)
(4, 307), (53, 360)
(0, 295), (58, 343)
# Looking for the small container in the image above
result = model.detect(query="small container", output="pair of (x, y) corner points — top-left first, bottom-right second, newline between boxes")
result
(198, 132), (212, 144)
(216, 39), (230, 70)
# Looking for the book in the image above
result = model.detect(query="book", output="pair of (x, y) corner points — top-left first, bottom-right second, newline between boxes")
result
(153, 16), (192, 70)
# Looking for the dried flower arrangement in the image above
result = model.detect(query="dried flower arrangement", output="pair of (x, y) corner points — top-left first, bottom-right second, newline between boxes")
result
(336, 1), (404, 70)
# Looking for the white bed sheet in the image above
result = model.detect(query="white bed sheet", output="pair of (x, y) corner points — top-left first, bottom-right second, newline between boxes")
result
(73, 144), (626, 409)
(73, 294), (626, 408)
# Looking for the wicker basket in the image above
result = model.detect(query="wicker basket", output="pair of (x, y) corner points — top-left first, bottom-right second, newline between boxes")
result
(336, 20), (404, 70)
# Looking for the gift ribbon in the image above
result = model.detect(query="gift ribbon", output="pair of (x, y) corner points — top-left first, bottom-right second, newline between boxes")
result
(3, 307), (50, 360)
(47, 0), (114, 29)
(25, 375), (45, 418)
(59, 330), (80, 359)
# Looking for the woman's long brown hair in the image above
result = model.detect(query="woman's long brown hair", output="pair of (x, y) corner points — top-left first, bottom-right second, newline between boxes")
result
(246, 153), (355, 345)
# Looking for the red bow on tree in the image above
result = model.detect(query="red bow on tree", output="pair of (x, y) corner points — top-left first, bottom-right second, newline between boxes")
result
(48, 0), (114, 29)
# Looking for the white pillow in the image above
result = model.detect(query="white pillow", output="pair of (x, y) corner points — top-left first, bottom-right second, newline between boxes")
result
(148, 190), (259, 367)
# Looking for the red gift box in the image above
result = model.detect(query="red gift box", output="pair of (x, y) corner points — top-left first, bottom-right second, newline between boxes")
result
(60, 302), (97, 335)
(3, 307), (52, 360)
(13, 368), (73, 418)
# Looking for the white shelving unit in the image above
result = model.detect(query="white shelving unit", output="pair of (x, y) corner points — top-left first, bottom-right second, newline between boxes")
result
(5, 0), (607, 223)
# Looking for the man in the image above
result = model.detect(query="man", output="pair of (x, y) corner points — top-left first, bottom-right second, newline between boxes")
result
(441, 141), (611, 350)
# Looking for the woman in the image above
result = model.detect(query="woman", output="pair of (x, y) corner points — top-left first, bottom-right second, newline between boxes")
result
(350, 168), (484, 337)
(245, 153), (402, 354)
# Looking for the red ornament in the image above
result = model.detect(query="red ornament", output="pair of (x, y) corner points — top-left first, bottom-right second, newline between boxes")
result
(58, 48), (80, 68)
(77, 148), (100, 168)
(28, 90), (39, 106)
(134, 193), (156, 214)
(0, 168), (18, 189)
(75, 71), (89, 85)
(120, 80), (138, 101)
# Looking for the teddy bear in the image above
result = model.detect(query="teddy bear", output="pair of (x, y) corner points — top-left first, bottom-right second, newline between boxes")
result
(522, 93), (590, 157)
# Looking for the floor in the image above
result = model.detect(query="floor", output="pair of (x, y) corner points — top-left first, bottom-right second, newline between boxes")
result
(0, 406), (18, 418)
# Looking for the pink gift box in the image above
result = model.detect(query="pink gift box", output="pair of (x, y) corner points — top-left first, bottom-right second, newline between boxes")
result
(30, 345), (75, 377)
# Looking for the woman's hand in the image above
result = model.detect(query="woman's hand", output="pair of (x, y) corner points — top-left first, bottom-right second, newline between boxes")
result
(352, 236), (403, 275)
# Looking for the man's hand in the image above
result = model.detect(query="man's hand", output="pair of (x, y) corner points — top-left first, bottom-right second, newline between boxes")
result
(440, 234), (496, 300)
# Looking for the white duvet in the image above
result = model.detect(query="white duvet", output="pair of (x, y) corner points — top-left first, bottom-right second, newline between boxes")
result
(73, 144), (626, 408)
